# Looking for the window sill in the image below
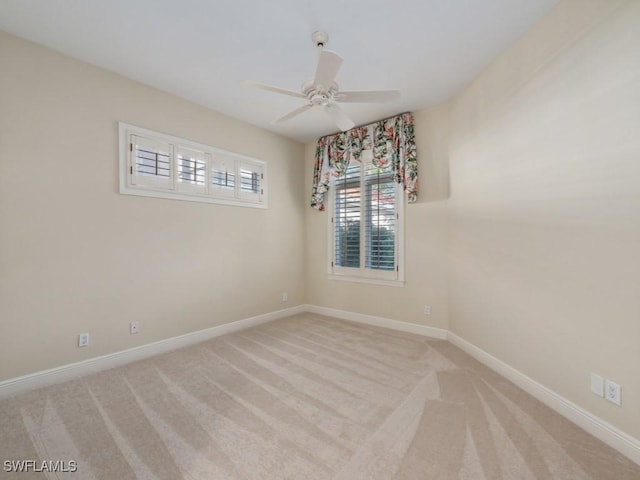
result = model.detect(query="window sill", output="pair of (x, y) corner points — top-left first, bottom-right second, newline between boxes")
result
(328, 275), (405, 288)
(119, 185), (267, 208)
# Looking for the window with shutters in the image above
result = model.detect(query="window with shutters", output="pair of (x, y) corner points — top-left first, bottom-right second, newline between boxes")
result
(330, 154), (404, 284)
(119, 123), (267, 208)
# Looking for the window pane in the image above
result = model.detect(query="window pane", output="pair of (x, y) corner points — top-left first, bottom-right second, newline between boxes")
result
(365, 181), (396, 270)
(135, 144), (170, 178)
(177, 150), (206, 186)
(366, 158), (393, 176)
(334, 162), (361, 268)
(212, 169), (235, 189)
(211, 155), (236, 193)
(238, 161), (263, 202)
(240, 168), (260, 193)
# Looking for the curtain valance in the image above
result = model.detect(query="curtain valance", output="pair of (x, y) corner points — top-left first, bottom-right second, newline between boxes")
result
(310, 112), (417, 210)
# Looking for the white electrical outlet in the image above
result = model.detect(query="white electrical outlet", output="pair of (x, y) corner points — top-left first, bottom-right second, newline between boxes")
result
(282, 291), (288, 302)
(424, 305), (431, 315)
(78, 333), (89, 347)
(605, 379), (621, 406)
(130, 321), (140, 334)
(590, 373), (604, 397)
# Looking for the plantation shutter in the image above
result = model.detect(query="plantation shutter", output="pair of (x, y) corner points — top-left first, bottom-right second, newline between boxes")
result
(333, 157), (398, 278)
(239, 160), (264, 203)
(121, 123), (268, 207)
(364, 160), (396, 271)
(176, 146), (207, 195)
(210, 153), (237, 198)
(333, 161), (362, 268)
(130, 134), (173, 189)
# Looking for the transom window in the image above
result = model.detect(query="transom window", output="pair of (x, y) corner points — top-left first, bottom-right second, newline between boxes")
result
(120, 123), (266, 208)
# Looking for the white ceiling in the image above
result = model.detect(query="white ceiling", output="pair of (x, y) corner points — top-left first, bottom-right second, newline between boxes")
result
(0, 0), (558, 142)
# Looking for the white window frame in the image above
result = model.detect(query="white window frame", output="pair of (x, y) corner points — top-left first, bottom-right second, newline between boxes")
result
(119, 123), (267, 208)
(327, 153), (405, 287)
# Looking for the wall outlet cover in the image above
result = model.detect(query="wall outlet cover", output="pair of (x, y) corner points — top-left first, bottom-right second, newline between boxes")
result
(605, 379), (621, 406)
(78, 333), (89, 347)
(590, 373), (604, 397)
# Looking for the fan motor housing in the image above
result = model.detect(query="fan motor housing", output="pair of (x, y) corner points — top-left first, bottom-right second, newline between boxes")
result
(302, 80), (338, 100)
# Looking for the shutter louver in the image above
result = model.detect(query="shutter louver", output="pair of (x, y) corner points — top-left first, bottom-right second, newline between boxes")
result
(176, 147), (207, 194)
(211, 154), (236, 198)
(334, 162), (361, 268)
(131, 135), (173, 189)
(365, 180), (396, 270)
(365, 159), (395, 270)
(239, 161), (263, 202)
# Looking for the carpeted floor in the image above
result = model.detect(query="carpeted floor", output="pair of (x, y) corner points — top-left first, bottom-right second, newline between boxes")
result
(1, 313), (638, 479)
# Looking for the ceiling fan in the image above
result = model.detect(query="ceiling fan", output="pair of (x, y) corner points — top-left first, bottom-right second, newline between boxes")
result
(243, 31), (400, 132)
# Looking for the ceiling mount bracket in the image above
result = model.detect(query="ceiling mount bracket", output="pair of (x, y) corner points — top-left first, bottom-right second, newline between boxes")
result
(312, 31), (328, 48)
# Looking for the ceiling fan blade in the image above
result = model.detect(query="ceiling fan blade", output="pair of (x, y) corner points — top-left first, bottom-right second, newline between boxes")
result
(242, 80), (307, 99)
(324, 103), (355, 132)
(274, 104), (313, 124)
(313, 50), (343, 89)
(334, 90), (401, 103)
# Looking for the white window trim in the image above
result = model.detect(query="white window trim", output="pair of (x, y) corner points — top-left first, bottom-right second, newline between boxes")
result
(118, 122), (267, 208)
(327, 156), (405, 286)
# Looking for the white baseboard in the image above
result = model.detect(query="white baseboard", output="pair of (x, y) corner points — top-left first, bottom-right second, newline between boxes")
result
(1, 303), (638, 466)
(447, 332), (640, 466)
(0, 305), (305, 399)
(304, 304), (448, 340)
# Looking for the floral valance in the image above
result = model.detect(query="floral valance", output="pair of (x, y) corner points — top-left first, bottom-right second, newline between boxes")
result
(310, 112), (418, 210)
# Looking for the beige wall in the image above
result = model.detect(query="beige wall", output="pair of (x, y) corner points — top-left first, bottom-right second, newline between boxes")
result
(304, 105), (451, 329)
(0, 32), (305, 381)
(448, 0), (640, 438)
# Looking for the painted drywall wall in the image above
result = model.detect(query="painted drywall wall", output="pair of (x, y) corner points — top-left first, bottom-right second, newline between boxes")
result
(304, 105), (451, 329)
(448, 0), (640, 439)
(0, 32), (305, 381)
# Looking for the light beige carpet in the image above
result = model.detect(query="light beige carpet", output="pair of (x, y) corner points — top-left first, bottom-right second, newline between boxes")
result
(1, 313), (638, 479)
